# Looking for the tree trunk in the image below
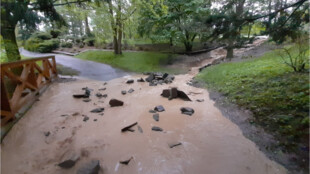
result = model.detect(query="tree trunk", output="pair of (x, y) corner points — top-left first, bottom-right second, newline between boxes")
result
(85, 15), (91, 36)
(115, 0), (122, 55)
(184, 42), (193, 52)
(1, 26), (21, 62)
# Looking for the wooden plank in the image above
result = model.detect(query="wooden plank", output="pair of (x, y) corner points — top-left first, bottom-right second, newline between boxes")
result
(0, 56), (55, 68)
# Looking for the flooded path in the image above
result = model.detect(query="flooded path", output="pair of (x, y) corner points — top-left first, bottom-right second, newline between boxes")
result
(20, 48), (128, 81)
(1, 73), (286, 174)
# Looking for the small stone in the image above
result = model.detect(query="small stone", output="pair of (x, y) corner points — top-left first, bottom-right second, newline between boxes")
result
(109, 99), (124, 107)
(102, 94), (108, 98)
(94, 119), (97, 122)
(83, 116), (89, 122)
(96, 93), (103, 98)
(61, 114), (69, 117)
(62, 127), (65, 129)
(121, 122), (138, 132)
(44, 131), (50, 137)
(145, 74), (155, 82)
(121, 90), (127, 95)
(58, 154), (80, 169)
(153, 114), (159, 122)
(128, 88), (134, 93)
(137, 125), (143, 133)
(99, 113), (104, 116)
(83, 99), (91, 102)
(120, 157), (133, 165)
(72, 112), (79, 116)
(154, 105), (165, 112)
(137, 78), (145, 82)
(103, 82), (108, 85)
(169, 142), (182, 148)
(126, 79), (134, 84)
(77, 160), (100, 174)
(99, 88), (106, 91)
(152, 126), (163, 132)
(196, 99), (204, 102)
(180, 107), (195, 116)
(90, 108), (105, 113)
(149, 110), (156, 113)
(73, 94), (88, 98)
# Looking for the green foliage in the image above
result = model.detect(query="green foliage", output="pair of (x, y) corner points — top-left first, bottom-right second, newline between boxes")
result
(31, 32), (52, 40)
(83, 37), (95, 46)
(75, 50), (181, 73)
(25, 37), (59, 53)
(50, 29), (62, 38)
(196, 48), (309, 151)
(60, 42), (73, 48)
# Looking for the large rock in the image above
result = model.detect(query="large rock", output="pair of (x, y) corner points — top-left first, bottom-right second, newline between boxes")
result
(180, 107), (195, 116)
(109, 99), (124, 107)
(154, 105), (165, 112)
(58, 154), (80, 169)
(77, 160), (100, 174)
(161, 89), (170, 98)
(161, 88), (191, 101)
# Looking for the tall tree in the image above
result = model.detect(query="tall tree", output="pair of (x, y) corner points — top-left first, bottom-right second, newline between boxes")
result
(0, 0), (89, 62)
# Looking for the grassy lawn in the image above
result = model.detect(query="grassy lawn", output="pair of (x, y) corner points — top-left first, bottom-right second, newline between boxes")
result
(196, 48), (309, 151)
(75, 50), (181, 73)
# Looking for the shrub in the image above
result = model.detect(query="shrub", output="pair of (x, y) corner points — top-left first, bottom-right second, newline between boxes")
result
(60, 42), (73, 48)
(84, 37), (95, 46)
(32, 32), (52, 40)
(37, 39), (60, 53)
(50, 29), (62, 38)
(24, 37), (41, 51)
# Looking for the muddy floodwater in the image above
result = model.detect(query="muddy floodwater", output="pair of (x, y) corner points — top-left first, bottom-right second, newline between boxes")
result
(1, 73), (287, 174)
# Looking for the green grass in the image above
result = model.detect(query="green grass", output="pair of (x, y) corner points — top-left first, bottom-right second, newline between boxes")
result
(75, 50), (182, 73)
(196, 48), (309, 151)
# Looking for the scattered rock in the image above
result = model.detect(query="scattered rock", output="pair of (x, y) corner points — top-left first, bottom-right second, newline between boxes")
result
(96, 93), (103, 98)
(109, 99), (124, 107)
(102, 94), (108, 98)
(153, 114), (159, 122)
(196, 99), (204, 102)
(121, 122), (138, 132)
(137, 125), (143, 133)
(58, 154), (80, 169)
(126, 79), (134, 84)
(73, 87), (91, 98)
(145, 74), (155, 82)
(180, 107), (195, 116)
(77, 160), (100, 174)
(149, 110), (156, 113)
(154, 105), (165, 112)
(83, 99), (91, 102)
(83, 116), (89, 122)
(99, 113), (104, 116)
(103, 82), (108, 85)
(62, 127), (65, 129)
(128, 88), (134, 93)
(72, 112), (79, 116)
(98, 88), (106, 91)
(94, 119), (97, 122)
(120, 157), (133, 165)
(61, 114), (69, 117)
(177, 90), (192, 101)
(90, 108), (105, 113)
(152, 126), (163, 132)
(161, 89), (170, 98)
(121, 90), (127, 95)
(44, 131), (50, 137)
(169, 142), (182, 148)
(137, 78), (145, 82)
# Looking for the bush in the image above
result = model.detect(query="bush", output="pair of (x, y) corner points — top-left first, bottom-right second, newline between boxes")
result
(50, 29), (62, 38)
(37, 39), (60, 53)
(84, 37), (95, 46)
(60, 42), (73, 48)
(32, 32), (52, 40)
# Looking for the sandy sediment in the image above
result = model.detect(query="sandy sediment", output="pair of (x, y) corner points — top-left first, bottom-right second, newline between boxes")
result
(1, 72), (287, 174)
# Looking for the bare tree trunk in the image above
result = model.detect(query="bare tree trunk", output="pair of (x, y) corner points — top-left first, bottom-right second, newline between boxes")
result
(1, 26), (21, 62)
(115, 0), (122, 54)
(226, 40), (234, 59)
(85, 15), (91, 36)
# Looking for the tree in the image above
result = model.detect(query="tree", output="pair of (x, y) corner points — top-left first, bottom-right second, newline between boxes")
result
(0, 0), (89, 62)
(138, 0), (211, 52)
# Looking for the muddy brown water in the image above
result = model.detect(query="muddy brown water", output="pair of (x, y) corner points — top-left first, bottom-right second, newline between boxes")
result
(1, 74), (286, 174)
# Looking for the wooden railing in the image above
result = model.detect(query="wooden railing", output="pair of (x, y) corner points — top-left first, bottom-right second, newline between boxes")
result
(1, 56), (57, 126)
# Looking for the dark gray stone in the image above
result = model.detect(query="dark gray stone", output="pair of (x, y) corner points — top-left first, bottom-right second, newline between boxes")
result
(98, 88), (106, 91)
(145, 74), (155, 82)
(180, 107), (195, 116)
(109, 99), (124, 107)
(196, 99), (204, 102)
(128, 88), (134, 93)
(96, 93), (103, 98)
(83, 99), (91, 102)
(152, 126), (163, 132)
(154, 105), (165, 112)
(149, 110), (156, 113)
(94, 119), (97, 122)
(137, 78), (145, 82)
(137, 125), (143, 133)
(90, 108), (105, 113)
(77, 160), (100, 174)
(83, 116), (89, 122)
(102, 94), (108, 98)
(73, 94), (89, 98)
(161, 89), (170, 98)
(153, 114), (159, 122)
(44, 131), (50, 137)
(126, 79), (134, 84)
(121, 90), (127, 95)
(177, 90), (192, 101)
(58, 154), (80, 169)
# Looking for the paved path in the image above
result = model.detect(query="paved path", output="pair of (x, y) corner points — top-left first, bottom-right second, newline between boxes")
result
(20, 48), (129, 81)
